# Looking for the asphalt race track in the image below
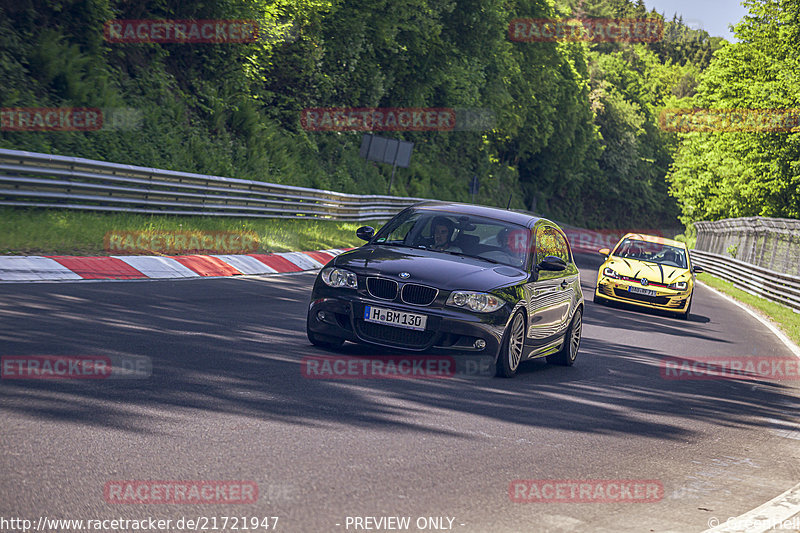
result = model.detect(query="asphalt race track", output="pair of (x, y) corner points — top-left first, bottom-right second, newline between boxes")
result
(1, 254), (799, 533)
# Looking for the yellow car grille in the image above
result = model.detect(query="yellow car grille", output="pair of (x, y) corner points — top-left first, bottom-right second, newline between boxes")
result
(600, 282), (688, 309)
(613, 288), (670, 305)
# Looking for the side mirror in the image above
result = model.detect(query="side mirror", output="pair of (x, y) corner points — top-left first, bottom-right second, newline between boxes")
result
(538, 255), (567, 271)
(356, 226), (375, 241)
(598, 248), (611, 257)
(692, 265), (704, 274)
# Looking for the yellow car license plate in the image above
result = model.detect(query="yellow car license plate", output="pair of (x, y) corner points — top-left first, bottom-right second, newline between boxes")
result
(628, 286), (657, 297)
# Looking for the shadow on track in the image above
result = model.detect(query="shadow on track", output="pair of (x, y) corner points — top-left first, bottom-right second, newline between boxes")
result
(0, 268), (797, 443)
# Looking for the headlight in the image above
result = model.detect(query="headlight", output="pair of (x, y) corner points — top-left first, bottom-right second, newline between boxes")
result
(320, 267), (358, 289)
(603, 267), (620, 279)
(446, 291), (507, 313)
(668, 280), (688, 290)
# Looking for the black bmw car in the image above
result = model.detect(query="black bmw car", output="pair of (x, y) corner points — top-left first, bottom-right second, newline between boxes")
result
(306, 201), (584, 377)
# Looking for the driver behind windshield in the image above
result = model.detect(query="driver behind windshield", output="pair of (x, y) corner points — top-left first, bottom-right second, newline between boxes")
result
(620, 240), (646, 259)
(430, 216), (462, 252)
(662, 248), (681, 266)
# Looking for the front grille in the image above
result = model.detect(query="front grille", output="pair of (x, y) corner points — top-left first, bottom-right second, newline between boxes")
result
(614, 288), (670, 305)
(401, 284), (438, 305)
(356, 320), (435, 348)
(621, 276), (667, 288)
(367, 277), (398, 300)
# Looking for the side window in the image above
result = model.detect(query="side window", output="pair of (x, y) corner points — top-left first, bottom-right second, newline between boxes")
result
(385, 219), (416, 243)
(551, 230), (571, 263)
(535, 226), (558, 265)
(535, 226), (571, 265)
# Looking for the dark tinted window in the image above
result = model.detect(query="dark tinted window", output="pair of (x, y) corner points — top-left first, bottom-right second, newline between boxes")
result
(373, 209), (530, 268)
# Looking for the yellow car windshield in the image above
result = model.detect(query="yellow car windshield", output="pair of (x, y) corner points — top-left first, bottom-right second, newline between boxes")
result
(613, 239), (687, 268)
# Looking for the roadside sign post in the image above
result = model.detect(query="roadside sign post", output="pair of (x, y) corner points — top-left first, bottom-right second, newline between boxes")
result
(359, 134), (413, 195)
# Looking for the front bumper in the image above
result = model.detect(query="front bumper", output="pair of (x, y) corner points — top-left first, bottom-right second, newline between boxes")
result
(307, 290), (507, 356)
(595, 277), (691, 312)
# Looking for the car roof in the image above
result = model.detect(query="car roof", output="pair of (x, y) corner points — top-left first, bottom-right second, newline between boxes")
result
(410, 201), (544, 228)
(621, 232), (686, 248)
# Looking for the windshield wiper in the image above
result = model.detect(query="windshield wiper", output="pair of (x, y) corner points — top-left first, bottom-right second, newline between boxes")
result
(454, 253), (505, 265)
(379, 242), (426, 250)
(616, 255), (658, 265)
(472, 255), (501, 264)
(427, 249), (467, 257)
(385, 245), (511, 266)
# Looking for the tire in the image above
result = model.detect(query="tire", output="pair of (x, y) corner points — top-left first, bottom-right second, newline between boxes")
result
(593, 290), (606, 305)
(496, 309), (526, 378)
(546, 307), (583, 366)
(676, 293), (692, 320)
(307, 325), (345, 350)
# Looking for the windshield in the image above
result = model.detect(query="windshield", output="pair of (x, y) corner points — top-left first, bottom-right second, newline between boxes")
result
(613, 238), (687, 268)
(373, 209), (530, 269)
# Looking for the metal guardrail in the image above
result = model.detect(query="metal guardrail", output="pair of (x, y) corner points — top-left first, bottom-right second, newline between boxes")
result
(695, 216), (800, 277)
(0, 148), (427, 221)
(690, 249), (800, 313)
(6, 149), (798, 312)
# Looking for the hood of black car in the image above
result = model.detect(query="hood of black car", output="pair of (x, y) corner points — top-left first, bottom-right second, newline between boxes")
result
(333, 245), (526, 291)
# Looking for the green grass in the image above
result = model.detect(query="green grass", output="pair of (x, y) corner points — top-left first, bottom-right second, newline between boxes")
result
(0, 208), (380, 256)
(698, 272), (800, 348)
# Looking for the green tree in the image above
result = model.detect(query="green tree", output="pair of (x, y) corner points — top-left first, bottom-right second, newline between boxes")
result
(668, 0), (800, 223)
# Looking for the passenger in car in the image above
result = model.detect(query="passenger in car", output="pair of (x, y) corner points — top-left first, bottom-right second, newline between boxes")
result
(497, 227), (526, 263)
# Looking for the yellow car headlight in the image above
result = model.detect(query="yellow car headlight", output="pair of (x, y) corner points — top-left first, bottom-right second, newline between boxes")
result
(668, 281), (688, 290)
(603, 267), (620, 279)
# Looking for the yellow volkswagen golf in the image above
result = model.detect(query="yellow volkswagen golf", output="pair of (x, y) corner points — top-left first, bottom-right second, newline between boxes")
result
(594, 233), (703, 319)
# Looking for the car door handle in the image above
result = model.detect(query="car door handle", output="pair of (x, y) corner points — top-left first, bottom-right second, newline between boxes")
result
(560, 280), (569, 289)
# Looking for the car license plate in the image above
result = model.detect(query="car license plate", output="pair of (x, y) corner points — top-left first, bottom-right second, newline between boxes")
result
(364, 305), (427, 331)
(628, 286), (657, 297)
